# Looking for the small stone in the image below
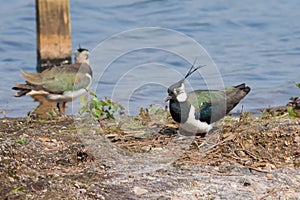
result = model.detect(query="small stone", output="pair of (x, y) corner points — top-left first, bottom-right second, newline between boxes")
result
(237, 150), (246, 157)
(284, 141), (289, 146)
(38, 137), (51, 142)
(51, 138), (57, 143)
(293, 136), (300, 143)
(105, 134), (118, 138)
(141, 145), (151, 152)
(96, 194), (105, 200)
(133, 186), (148, 195)
(119, 179), (128, 184)
(265, 163), (276, 170)
(266, 173), (274, 179)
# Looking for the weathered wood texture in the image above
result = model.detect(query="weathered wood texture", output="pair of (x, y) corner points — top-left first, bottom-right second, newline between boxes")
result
(33, 0), (72, 118)
(36, 0), (72, 72)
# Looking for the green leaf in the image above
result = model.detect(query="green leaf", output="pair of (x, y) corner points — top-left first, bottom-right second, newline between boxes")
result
(11, 186), (25, 193)
(105, 110), (114, 119)
(78, 90), (124, 120)
(78, 107), (87, 115)
(80, 95), (88, 107)
(92, 98), (102, 109)
(287, 106), (296, 119)
(100, 100), (109, 107)
(92, 108), (102, 119)
(17, 139), (27, 145)
(88, 90), (97, 97)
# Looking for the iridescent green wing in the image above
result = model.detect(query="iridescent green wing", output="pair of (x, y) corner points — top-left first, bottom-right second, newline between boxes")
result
(187, 90), (227, 108)
(188, 85), (249, 123)
(41, 64), (91, 93)
(188, 90), (228, 123)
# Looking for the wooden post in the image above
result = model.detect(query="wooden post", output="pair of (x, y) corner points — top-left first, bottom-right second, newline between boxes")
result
(36, 0), (72, 72)
(33, 0), (72, 118)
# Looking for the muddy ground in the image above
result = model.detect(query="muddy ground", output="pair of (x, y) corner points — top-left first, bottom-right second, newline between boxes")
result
(0, 109), (299, 199)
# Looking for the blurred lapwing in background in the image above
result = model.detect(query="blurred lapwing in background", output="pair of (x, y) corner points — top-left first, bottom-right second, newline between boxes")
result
(12, 48), (92, 114)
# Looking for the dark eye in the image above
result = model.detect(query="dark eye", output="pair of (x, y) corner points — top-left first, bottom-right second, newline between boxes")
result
(175, 89), (181, 94)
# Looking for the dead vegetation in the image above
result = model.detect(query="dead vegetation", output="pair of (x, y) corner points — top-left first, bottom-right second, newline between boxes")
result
(0, 108), (299, 199)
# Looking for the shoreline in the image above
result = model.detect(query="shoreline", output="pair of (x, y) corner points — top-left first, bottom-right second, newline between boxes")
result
(0, 110), (299, 199)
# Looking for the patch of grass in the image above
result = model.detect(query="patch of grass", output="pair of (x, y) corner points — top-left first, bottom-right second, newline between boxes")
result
(11, 186), (25, 193)
(16, 139), (27, 145)
(287, 83), (300, 119)
(79, 90), (124, 121)
(137, 104), (169, 121)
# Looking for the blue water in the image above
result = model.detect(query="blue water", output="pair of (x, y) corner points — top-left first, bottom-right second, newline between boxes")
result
(0, 0), (299, 117)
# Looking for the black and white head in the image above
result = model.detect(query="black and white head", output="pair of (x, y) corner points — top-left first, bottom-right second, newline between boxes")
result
(75, 47), (89, 64)
(166, 64), (205, 102)
(167, 79), (187, 102)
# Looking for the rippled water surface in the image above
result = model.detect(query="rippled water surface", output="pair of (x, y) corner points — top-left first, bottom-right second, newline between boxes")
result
(0, 0), (299, 117)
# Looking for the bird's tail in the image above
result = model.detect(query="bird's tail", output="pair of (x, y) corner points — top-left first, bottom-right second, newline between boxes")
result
(12, 69), (45, 97)
(12, 84), (32, 97)
(12, 83), (45, 97)
(233, 83), (251, 94)
(224, 83), (251, 113)
(20, 69), (43, 85)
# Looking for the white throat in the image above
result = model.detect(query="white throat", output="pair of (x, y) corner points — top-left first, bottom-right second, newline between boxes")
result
(83, 59), (90, 65)
(176, 92), (187, 102)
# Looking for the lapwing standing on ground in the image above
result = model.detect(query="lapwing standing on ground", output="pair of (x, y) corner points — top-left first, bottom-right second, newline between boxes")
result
(166, 64), (250, 135)
(12, 48), (92, 114)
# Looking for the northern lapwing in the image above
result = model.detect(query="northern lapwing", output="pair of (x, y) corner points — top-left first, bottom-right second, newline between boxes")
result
(12, 48), (92, 114)
(166, 65), (250, 135)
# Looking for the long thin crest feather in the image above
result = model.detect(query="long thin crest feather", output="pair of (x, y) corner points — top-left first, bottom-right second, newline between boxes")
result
(184, 58), (198, 78)
(184, 58), (206, 79)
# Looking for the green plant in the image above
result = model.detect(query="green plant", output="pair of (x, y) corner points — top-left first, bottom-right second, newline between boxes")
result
(11, 186), (25, 193)
(78, 90), (124, 120)
(16, 139), (27, 145)
(260, 108), (270, 118)
(287, 83), (300, 119)
(287, 97), (300, 119)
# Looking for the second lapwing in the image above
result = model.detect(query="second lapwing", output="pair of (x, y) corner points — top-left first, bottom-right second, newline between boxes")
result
(166, 64), (250, 135)
(12, 48), (92, 114)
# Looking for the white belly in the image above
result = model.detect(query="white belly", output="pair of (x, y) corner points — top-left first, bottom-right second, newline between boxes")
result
(47, 88), (87, 102)
(180, 106), (212, 134)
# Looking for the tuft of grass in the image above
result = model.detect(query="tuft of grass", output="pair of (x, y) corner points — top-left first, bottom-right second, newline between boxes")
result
(136, 104), (170, 124)
(78, 90), (124, 121)
(287, 83), (300, 119)
(16, 139), (27, 145)
(11, 186), (25, 193)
